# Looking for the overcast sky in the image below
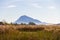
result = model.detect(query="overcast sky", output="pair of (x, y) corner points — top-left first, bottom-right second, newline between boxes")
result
(0, 0), (60, 23)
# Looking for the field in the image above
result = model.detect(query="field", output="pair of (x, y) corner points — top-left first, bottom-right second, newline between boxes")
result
(0, 24), (60, 40)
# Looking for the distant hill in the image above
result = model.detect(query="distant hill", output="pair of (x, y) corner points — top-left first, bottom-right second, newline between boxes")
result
(15, 15), (46, 24)
(56, 23), (60, 25)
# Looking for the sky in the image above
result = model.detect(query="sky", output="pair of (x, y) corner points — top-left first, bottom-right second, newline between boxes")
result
(0, 0), (60, 24)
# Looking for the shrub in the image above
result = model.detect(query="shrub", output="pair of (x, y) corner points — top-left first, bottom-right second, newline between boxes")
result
(20, 23), (26, 25)
(28, 22), (36, 25)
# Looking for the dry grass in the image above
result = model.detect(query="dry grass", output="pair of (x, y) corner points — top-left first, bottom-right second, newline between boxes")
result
(0, 24), (60, 32)
(0, 24), (60, 40)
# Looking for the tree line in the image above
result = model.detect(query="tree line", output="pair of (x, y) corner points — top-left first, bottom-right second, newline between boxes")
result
(0, 21), (36, 25)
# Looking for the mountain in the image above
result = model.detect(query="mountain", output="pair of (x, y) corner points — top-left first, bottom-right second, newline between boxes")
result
(15, 15), (45, 24)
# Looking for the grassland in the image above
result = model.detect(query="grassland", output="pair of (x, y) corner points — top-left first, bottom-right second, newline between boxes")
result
(0, 24), (60, 40)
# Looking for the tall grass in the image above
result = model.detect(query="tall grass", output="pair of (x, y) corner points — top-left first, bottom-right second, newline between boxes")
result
(0, 25), (60, 40)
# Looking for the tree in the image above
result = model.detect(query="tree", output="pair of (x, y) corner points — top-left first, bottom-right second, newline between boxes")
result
(2, 20), (8, 25)
(20, 23), (26, 25)
(28, 22), (36, 25)
(0, 22), (4, 25)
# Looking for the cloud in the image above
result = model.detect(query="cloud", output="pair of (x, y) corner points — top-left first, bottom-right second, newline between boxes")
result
(32, 3), (42, 8)
(48, 6), (56, 9)
(7, 5), (16, 8)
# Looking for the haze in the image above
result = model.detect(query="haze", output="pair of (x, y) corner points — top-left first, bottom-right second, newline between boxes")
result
(0, 0), (60, 24)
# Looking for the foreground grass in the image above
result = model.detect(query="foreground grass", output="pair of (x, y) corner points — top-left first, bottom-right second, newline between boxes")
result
(0, 30), (60, 40)
(0, 25), (60, 40)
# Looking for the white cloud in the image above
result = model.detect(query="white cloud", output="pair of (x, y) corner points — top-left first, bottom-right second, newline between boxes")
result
(48, 6), (56, 9)
(7, 5), (16, 8)
(32, 3), (42, 8)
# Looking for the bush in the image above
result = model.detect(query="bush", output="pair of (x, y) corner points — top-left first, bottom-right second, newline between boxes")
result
(17, 25), (44, 31)
(28, 22), (36, 25)
(20, 23), (26, 25)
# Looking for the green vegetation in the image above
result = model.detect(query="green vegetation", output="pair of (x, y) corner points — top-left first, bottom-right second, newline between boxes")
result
(28, 22), (36, 25)
(0, 25), (60, 40)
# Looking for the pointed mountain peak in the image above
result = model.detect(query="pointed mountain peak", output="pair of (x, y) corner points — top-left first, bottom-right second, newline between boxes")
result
(19, 15), (34, 20)
(20, 15), (31, 18)
(21, 15), (28, 17)
(15, 15), (45, 24)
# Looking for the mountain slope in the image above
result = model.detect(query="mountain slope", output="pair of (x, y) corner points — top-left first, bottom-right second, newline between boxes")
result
(15, 15), (43, 24)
